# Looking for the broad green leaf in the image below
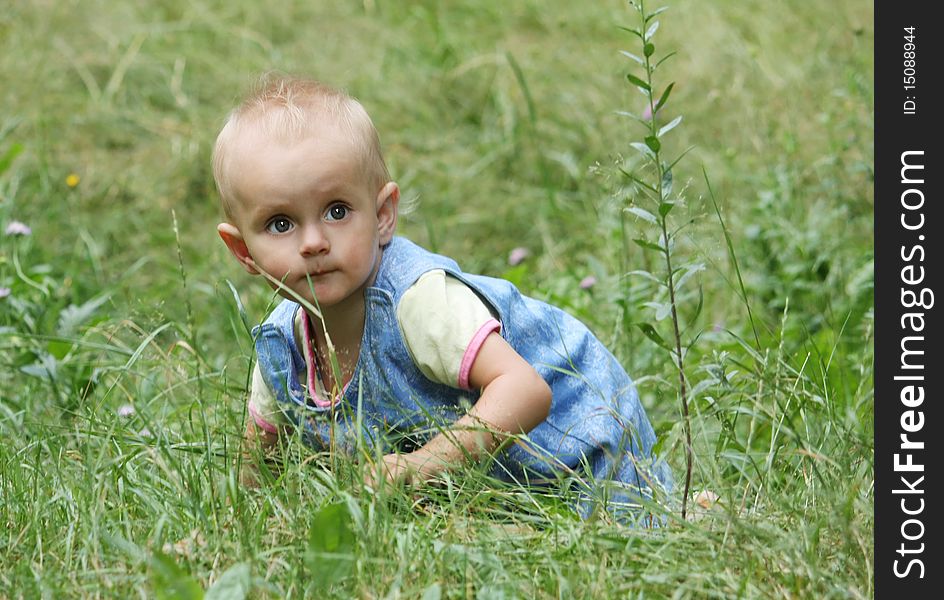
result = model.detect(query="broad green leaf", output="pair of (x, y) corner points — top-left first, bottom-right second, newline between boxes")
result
(0, 143), (23, 175)
(205, 563), (251, 600)
(626, 73), (651, 91)
(625, 207), (657, 224)
(654, 83), (675, 113)
(658, 115), (683, 137)
(635, 322), (670, 351)
(645, 136), (661, 153)
(150, 551), (204, 600)
(658, 201), (675, 218)
(633, 238), (664, 253)
(47, 339), (74, 360)
(305, 502), (355, 589)
(644, 43), (655, 57)
(619, 50), (644, 65)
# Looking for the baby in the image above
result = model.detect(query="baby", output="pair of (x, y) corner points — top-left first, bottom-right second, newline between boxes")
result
(213, 75), (672, 517)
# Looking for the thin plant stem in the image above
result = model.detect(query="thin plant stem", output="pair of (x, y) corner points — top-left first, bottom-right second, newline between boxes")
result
(636, 0), (693, 520)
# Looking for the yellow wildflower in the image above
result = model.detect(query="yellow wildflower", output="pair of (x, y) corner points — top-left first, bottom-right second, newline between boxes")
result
(66, 173), (80, 188)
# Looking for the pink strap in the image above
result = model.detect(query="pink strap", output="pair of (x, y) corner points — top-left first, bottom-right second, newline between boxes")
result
(458, 318), (502, 389)
(248, 401), (279, 434)
(302, 311), (346, 408)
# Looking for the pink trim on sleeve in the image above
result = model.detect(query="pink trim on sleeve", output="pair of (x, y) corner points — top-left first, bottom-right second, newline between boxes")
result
(457, 318), (502, 389)
(248, 401), (279, 434)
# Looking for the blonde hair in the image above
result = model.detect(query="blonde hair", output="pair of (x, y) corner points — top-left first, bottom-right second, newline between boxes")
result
(212, 74), (391, 219)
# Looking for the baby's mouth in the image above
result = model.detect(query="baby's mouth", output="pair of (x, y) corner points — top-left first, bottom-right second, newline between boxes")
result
(304, 269), (334, 279)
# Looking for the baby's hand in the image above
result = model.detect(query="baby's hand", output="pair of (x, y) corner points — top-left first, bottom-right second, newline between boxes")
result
(367, 451), (437, 487)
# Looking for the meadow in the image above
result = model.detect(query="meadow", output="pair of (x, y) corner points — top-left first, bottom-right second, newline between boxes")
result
(1, 0), (873, 597)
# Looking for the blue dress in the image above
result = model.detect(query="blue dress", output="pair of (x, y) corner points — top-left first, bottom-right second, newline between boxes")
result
(253, 237), (673, 516)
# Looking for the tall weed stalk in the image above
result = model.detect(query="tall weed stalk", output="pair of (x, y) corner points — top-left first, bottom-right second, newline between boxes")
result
(619, 0), (698, 519)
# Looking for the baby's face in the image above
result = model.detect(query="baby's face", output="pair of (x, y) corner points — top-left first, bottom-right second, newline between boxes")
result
(224, 124), (392, 311)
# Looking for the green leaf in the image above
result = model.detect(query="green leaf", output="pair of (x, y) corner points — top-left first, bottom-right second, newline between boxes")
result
(625, 207), (657, 224)
(619, 50), (644, 65)
(625, 73), (651, 91)
(633, 238), (665, 253)
(58, 294), (111, 337)
(500, 263), (528, 287)
(618, 168), (657, 193)
(47, 339), (74, 360)
(630, 142), (656, 161)
(644, 43), (655, 57)
(644, 301), (672, 321)
(305, 502), (355, 589)
(654, 82), (675, 113)
(645, 20), (660, 41)
(150, 551), (204, 600)
(692, 285), (705, 323)
(645, 136), (661, 153)
(661, 169), (674, 198)
(675, 263), (706, 290)
(21, 353), (59, 382)
(667, 145), (696, 172)
(226, 280), (253, 337)
(655, 51), (678, 69)
(626, 269), (663, 284)
(658, 115), (683, 137)
(617, 25), (644, 40)
(647, 6), (669, 21)
(658, 201), (675, 218)
(635, 322), (670, 351)
(205, 563), (251, 600)
(0, 143), (23, 176)
(615, 110), (651, 128)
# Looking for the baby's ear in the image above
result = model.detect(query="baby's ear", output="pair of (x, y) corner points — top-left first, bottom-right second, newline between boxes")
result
(218, 223), (259, 274)
(376, 182), (399, 244)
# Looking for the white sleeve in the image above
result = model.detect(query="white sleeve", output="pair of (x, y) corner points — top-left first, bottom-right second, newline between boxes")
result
(248, 362), (289, 433)
(396, 270), (501, 389)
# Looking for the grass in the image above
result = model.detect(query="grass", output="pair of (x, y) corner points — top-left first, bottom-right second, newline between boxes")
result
(1, 0), (872, 597)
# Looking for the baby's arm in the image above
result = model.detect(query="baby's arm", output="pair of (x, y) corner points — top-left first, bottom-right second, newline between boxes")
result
(239, 365), (286, 487)
(240, 417), (281, 487)
(373, 332), (551, 484)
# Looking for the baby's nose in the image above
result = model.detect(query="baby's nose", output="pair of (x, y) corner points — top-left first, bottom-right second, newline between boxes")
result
(299, 224), (329, 255)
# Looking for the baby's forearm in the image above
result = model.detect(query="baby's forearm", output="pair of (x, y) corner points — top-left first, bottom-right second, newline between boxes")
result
(412, 367), (551, 476)
(244, 417), (280, 452)
(240, 418), (281, 487)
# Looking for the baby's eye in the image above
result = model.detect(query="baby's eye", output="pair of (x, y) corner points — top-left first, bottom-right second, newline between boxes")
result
(325, 204), (349, 222)
(265, 217), (294, 234)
